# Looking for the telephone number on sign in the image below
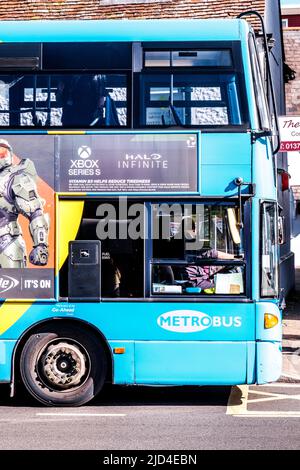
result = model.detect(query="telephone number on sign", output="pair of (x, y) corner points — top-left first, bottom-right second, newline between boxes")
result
(280, 141), (300, 151)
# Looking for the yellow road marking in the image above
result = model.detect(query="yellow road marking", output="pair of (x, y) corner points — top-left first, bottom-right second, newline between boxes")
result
(227, 385), (300, 418)
(247, 389), (300, 404)
(226, 385), (249, 415)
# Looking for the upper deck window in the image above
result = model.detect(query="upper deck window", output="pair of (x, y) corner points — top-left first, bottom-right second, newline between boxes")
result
(248, 35), (271, 131)
(139, 46), (246, 128)
(0, 73), (128, 128)
(139, 73), (242, 127)
(145, 50), (232, 68)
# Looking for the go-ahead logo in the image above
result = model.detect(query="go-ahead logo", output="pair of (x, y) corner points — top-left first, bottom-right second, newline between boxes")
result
(157, 310), (242, 333)
(0, 274), (19, 293)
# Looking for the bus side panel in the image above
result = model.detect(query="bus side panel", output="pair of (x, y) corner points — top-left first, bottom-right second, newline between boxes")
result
(111, 340), (257, 385)
(255, 302), (282, 384)
(255, 302), (282, 341)
(201, 133), (251, 196)
(0, 340), (16, 382)
(256, 341), (282, 384)
(246, 341), (256, 384)
(134, 341), (248, 385)
(109, 341), (135, 384)
(1, 302), (256, 342)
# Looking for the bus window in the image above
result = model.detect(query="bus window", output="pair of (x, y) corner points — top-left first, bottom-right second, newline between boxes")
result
(151, 203), (245, 295)
(261, 202), (279, 297)
(249, 35), (271, 130)
(139, 73), (242, 127)
(0, 73), (128, 127)
(145, 49), (232, 68)
(152, 263), (245, 295)
(59, 199), (144, 299)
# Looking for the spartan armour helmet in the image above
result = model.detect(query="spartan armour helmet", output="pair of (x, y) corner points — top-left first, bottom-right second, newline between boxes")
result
(0, 139), (13, 170)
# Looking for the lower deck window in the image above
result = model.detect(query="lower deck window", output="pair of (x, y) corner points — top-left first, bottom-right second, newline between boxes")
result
(152, 263), (244, 295)
(151, 202), (245, 296)
(59, 199), (247, 299)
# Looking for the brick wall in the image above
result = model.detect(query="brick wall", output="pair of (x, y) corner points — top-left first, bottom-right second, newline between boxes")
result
(284, 28), (300, 115)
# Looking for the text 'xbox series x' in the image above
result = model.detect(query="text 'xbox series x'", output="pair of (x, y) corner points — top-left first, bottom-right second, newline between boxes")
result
(68, 240), (101, 300)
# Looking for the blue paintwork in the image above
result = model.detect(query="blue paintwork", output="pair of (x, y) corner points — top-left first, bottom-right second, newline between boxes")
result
(246, 341), (256, 384)
(201, 133), (251, 196)
(2, 301), (256, 342)
(256, 302), (282, 342)
(112, 340), (255, 385)
(0, 19), (249, 43)
(256, 341), (282, 384)
(0, 300), (279, 385)
(134, 341), (248, 385)
(109, 341), (135, 385)
(0, 340), (16, 382)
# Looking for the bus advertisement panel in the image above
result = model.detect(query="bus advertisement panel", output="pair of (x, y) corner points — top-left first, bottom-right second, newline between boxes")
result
(0, 132), (199, 299)
(0, 135), (55, 299)
(57, 132), (199, 193)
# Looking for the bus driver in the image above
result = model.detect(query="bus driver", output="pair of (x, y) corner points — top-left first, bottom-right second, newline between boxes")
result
(0, 139), (49, 268)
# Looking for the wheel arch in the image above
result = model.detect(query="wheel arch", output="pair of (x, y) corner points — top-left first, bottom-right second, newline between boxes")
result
(11, 317), (113, 396)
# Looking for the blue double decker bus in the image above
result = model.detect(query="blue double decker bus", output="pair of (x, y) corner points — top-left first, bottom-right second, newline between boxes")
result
(0, 18), (283, 406)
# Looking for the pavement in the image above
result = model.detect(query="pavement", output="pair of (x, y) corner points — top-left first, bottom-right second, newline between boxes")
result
(281, 268), (300, 382)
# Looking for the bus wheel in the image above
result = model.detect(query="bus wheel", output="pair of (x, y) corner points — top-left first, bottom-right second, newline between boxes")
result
(20, 324), (107, 406)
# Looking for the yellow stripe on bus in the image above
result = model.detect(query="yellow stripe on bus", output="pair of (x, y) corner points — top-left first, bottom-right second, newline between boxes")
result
(0, 302), (32, 336)
(57, 199), (85, 272)
(47, 131), (86, 135)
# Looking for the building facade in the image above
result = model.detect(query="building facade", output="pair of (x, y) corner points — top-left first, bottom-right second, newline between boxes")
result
(282, 3), (300, 269)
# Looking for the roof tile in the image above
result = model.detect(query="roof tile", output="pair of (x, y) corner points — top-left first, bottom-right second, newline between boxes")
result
(0, 0), (265, 29)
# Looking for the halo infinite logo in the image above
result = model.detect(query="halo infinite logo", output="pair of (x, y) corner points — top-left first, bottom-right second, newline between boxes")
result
(117, 152), (168, 169)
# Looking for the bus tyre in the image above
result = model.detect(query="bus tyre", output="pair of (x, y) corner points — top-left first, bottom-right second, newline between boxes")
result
(20, 324), (107, 406)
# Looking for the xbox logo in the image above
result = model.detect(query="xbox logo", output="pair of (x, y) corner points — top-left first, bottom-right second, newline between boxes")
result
(78, 146), (92, 159)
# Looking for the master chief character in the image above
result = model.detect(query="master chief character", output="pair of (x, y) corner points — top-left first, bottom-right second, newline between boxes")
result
(0, 139), (49, 268)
